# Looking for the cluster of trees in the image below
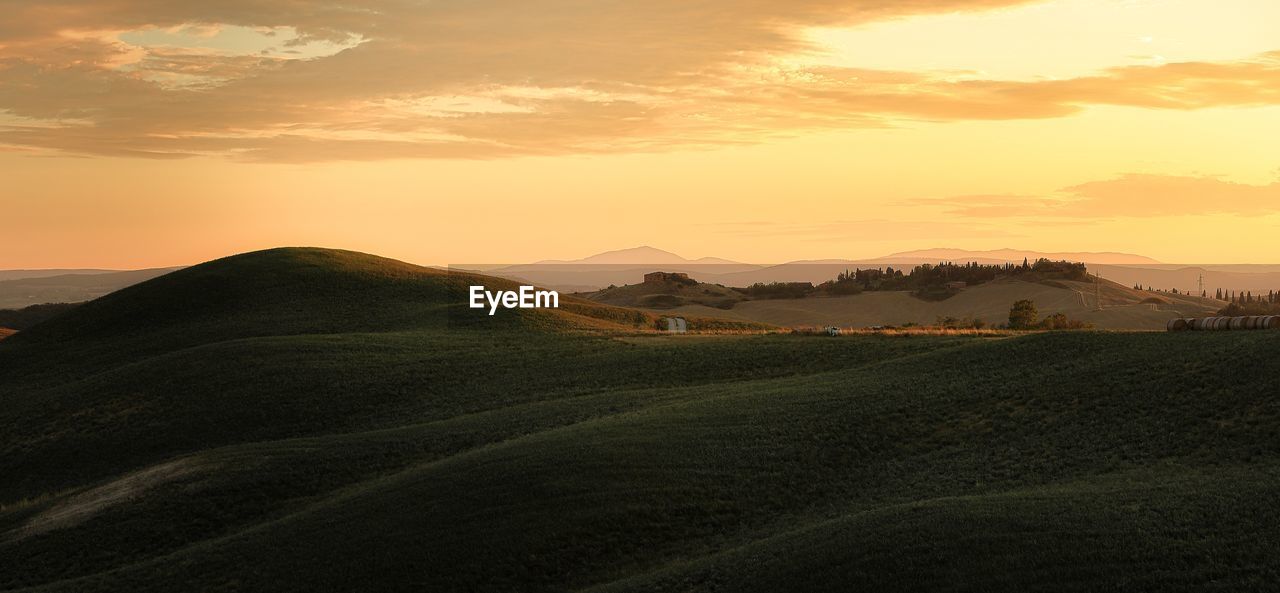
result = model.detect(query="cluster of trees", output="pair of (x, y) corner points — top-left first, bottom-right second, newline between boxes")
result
(740, 282), (815, 300)
(736, 259), (1092, 302)
(819, 258), (1089, 299)
(1199, 289), (1280, 316)
(1215, 288), (1280, 304)
(1135, 285), (1203, 297)
(1008, 299), (1091, 330)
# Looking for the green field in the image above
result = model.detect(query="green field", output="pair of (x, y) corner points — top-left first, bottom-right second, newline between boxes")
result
(2, 248), (1279, 592)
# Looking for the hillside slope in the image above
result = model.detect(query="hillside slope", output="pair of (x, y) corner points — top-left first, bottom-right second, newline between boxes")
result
(2, 248), (1279, 592)
(653, 277), (1220, 329)
(581, 275), (746, 309)
(0, 248), (675, 376)
(0, 248), (760, 500)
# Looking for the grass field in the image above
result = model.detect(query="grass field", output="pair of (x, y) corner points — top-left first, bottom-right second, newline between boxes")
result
(655, 277), (1220, 330)
(2, 248), (1279, 592)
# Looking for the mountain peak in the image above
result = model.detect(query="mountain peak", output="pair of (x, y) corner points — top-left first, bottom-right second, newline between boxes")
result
(579, 246), (686, 264)
(537, 246), (742, 265)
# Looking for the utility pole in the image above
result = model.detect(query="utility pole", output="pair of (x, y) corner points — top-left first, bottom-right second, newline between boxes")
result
(1095, 270), (1102, 311)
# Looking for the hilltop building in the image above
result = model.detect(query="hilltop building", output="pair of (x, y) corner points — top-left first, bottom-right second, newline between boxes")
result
(644, 271), (690, 284)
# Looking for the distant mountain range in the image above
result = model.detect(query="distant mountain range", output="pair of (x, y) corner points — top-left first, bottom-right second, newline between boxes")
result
(0, 268), (181, 309)
(0, 269), (124, 282)
(534, 246), (743, 266)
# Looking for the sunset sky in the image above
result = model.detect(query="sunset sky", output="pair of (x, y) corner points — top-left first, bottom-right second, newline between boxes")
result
(3, 0), (1280, 268)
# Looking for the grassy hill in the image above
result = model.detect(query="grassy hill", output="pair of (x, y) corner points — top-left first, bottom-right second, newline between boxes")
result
(580, 270), (1220, 330)
(580, 275), (746, 309)
(2, 247), (1279, 592)
(653, 277), (1220, 330)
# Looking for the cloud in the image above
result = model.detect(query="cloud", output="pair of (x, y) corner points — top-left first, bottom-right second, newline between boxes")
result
(1, 1), (1279, 161)
(1064, 174), (1280, 217)
(708, 219), (1023, 241)
(916, 174), (1280, 219)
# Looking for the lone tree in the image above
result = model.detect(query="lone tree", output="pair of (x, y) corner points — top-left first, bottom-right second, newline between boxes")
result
(1008, 299), (1038, 329)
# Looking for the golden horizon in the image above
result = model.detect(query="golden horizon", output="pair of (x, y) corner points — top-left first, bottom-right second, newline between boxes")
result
(3, 0), (1279, 267)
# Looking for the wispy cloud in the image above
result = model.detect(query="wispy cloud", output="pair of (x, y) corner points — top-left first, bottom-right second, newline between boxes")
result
(708, 219), (1023, 241)
(1, 1), (1279, 161)
(915, 174), (1280, 219)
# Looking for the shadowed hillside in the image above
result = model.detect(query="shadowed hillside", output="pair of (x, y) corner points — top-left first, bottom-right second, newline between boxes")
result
(2, 248), (1279, 592)
(1, 248), (742, 379)
(0, 248), (760, 500)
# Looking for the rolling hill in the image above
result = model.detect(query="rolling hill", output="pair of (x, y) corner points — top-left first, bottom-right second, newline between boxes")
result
(476, 246), (1280, 298)
(0, 270), (122, 281)
(2, 247), (1279, 592)
(642, 277), (1220, 330)
(0, 268), (182, 309)
(483, 246), (761, 291)
(1092, 263), (1280, 295)
(579, 271), (1221, 330)
(581, 273), (746, 309)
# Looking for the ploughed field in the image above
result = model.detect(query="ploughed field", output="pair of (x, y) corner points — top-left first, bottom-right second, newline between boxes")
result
(2, 248), (1278, 592)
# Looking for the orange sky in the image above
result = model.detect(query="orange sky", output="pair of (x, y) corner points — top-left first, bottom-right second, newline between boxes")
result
(2, 0), (1280, 268)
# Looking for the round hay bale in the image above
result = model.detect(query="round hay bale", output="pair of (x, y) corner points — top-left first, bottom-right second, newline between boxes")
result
(1231, 317), (1246, 330)
(1264, 315), (1279, 330)
(1216, 317), (1231, 330)
(1167, 318), (1188, 332)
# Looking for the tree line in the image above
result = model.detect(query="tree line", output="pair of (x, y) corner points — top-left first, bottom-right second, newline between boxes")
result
(1216, 289), (1280, 316)
(742, 259), (1091, 301)
(819, 258), (1089, 299)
